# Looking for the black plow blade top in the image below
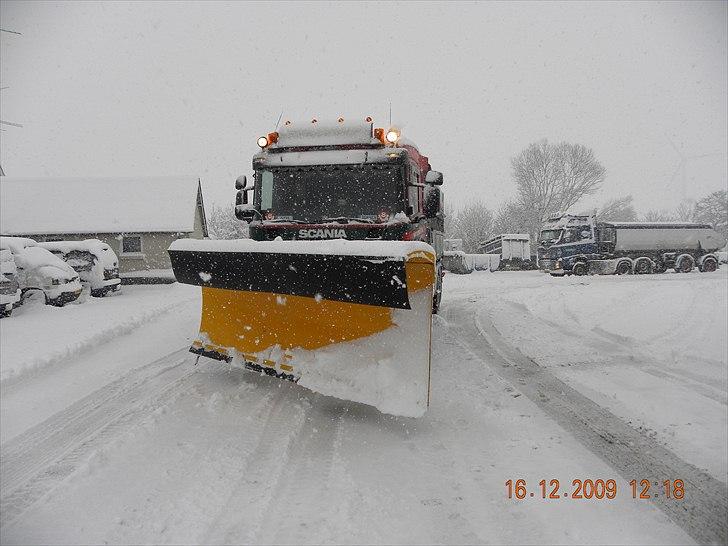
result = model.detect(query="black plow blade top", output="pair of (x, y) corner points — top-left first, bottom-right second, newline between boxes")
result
(169, 249), (412, 309)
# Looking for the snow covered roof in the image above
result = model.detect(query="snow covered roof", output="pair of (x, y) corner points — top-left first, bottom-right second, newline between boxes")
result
(0, 176), (202, 235)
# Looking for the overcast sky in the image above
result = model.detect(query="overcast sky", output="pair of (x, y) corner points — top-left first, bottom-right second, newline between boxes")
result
(1, 1), (726, 215)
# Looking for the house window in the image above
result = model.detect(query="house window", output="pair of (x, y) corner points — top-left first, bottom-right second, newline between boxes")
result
(121, 235), (142, 254)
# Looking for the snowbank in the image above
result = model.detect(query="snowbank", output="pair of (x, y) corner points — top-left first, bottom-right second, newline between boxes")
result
(0, 284), (198, 384)
(447, 270), (728, 481)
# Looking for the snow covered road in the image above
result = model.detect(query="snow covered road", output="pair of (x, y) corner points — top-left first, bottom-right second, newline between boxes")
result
(1, 273), (725, 544)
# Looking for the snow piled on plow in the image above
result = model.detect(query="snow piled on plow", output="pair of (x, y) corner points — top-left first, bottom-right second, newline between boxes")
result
(220, 288), (433, 418)
(170, 237), (434, 258)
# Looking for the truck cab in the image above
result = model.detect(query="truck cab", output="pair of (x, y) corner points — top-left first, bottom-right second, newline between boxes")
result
(234, 118), (446, 309)
(537, 215), (598, 274)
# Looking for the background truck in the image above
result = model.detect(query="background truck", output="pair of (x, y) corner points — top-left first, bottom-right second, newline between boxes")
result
(479, 234), (533, 270)
(538, 214), (726, 276)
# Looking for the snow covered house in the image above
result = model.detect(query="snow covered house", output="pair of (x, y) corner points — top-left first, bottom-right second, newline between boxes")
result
(0, 176), (208, 282)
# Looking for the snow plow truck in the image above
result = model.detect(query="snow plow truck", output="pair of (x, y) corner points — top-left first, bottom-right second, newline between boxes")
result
(169, 118), (445, 417)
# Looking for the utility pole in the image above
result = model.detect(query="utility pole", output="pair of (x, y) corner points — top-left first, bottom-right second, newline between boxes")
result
(0, 27), (23, 175)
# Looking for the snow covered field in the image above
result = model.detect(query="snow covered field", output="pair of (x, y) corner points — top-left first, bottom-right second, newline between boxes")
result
(1, 272), (725, 544)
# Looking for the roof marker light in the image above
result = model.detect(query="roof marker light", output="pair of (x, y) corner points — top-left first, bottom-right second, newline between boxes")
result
(365, 116), (372, 122)
(267, 132), (279, 144)
(374, 128), (386, 144)
(338, 117), (344, 123)
(311, 118), (318, 124)
(284, 120), (291, 126)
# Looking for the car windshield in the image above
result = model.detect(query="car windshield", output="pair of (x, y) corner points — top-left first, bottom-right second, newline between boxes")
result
(255, 164), (404, 222)
(64, 250), (96, 272)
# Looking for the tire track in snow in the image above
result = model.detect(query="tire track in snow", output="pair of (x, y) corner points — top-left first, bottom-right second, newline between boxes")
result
(0, 348), (195, 529)
(201, 384), (311, 544)
(100, 373), (286, 545)
(444, 297), (727, 546)
(251, 397), (345, 545)
(499, 295), (727, 405)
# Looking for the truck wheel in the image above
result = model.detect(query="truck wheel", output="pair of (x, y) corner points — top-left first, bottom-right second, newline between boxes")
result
(572, 262), (588, 276)
(676, 256), (694, 273)
(615, 261), (632, 275)
(0, 306), (11, 318)
(634, 259), (652, 274)
(700, 257), (718, 273)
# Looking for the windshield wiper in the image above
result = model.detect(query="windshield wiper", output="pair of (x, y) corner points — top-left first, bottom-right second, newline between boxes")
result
(322, 216), (375, 224)
(264, 219), (308, 224)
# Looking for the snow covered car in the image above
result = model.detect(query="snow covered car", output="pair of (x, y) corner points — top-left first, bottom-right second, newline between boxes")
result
(39, 239), (121, 297)
(0, 237), (83, 306)
(0, 248), (22, 317)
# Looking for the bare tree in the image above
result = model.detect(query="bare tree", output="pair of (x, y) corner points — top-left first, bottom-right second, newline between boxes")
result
(642, 209), (675, 222)
(493, 200), (533, 235)
(449, 201), (494, 252)
(673, 200), (696, 222)
(206, 204), (249, 239)
(443, 201), (460, 240)
(512, 139), (606, 228)
(598, 195), (637, 222)
(694, 190), (728, 238)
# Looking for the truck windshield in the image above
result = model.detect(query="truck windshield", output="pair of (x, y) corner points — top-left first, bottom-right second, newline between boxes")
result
(255, 164), (404, 222)
(539, 229), (562, 245)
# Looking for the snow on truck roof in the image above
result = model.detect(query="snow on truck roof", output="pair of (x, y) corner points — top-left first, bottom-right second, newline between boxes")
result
(272, 120), (381, 148)
(255, 119), (430, 172)
(0, 176), (202, 235)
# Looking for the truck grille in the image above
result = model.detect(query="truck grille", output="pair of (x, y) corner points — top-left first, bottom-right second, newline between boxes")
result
(104, 268), (119, 280)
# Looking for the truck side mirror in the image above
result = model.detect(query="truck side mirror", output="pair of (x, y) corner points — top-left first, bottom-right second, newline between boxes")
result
(235, 207), (259, 223)
(425, 171), (443, 186)
(235, 175), (247, 190)
(424, 187), (441, 218)
(235, 190), (259, 223)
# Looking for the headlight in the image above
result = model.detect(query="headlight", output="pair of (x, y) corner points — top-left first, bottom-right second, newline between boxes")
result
(385, 129), (400, 144)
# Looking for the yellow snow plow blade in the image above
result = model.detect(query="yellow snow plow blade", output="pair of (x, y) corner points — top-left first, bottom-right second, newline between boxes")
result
(169, 239), (436, 417)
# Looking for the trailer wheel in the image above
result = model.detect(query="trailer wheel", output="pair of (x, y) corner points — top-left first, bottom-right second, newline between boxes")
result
(615, 261), (632, 275)
(634, 258), (652, 275)
(676, 256), (694, 273)
(700, 257), (718, 273)
(572, 262), (588, 276)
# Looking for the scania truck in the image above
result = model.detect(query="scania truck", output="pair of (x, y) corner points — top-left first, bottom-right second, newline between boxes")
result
(538, 214), (726, 276)
(168, 117), (445, 416)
